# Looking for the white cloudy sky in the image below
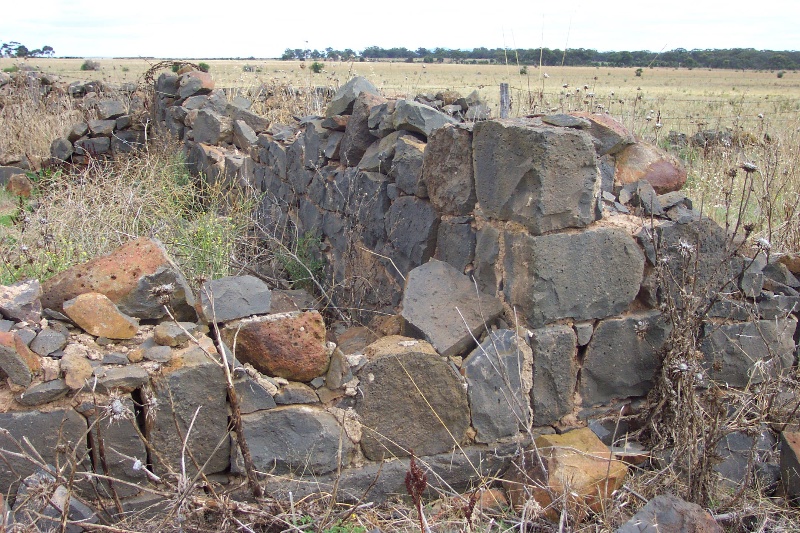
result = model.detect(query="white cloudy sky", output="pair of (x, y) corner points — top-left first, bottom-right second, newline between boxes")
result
(1, 0), (797, 58)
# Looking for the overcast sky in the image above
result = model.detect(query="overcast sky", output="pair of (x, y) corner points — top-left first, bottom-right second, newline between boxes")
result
(2, 0), (797, 58)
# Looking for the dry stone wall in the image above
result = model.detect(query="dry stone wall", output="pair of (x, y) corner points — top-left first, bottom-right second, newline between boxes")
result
(2, 71), (799, 516)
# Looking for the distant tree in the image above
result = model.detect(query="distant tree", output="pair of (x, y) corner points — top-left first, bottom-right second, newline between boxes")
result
(1, 41), (54, 58)
(281, 48), (294, 60)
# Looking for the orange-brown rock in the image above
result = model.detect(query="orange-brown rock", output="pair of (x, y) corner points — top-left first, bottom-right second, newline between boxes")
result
(63, 293), (139, 339)
(503, 427), (628, 521)
(570, 112), (635, 155)
(336, 326), (378, 355)
(40, 237), (195, 320)
(363, 335), (438, 360)
(222, 311), (329, 382)
(5, 173), (33, 198)
(777, 253), (800, 276)
(61, 350), (94, 390)
(615, 141), (687, 193)
(0, 331), (41, 387)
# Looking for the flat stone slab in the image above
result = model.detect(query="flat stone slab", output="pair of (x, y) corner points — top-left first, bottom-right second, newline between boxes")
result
(356, 351), (470, 460)
(63, 293), (139, 340)
(242, 405), (351, 475)
(503, 226), (645, 328)
(401, 259), (504, 357)
(530, 324), (578, 425)
(199, 275), (272, 323)
(580, 312), (671, 406)
(616, 493), (723, 532)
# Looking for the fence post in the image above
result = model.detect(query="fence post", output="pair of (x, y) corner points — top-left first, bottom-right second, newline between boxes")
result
(500, 83), (510, 119)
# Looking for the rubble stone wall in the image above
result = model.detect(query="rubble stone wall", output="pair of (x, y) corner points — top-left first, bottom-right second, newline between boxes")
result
(2, 72), (798, 511)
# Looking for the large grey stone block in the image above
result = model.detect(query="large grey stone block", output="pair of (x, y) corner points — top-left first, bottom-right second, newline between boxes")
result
(0, 409), (88, 502)
(199, 275), (272, 323)
(401, 259), (504, 358)
(463, 330), (532, 442)
(530, 325), (578, 425)
(356, 351), (470, 460)
(147, 348), (230, 477)
(700, 317), (797, 387)
(580, 312), (671, 405)
(503, 227), (645, 327)
(392, 99), (457, 138)
(384, 196), (440, 276)
(473, 119), (600, 234)
(326, 77), (380, 117)
(241, 406), (351, 475)
(423, 124), (475, 216)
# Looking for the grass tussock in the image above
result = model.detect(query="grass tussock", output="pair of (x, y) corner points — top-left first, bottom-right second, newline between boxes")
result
(0, 141), (262, 286)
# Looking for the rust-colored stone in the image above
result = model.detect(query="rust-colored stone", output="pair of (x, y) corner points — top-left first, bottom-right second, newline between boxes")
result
(63, 293), (139, 339)
(363, 335), (438, 360)
(0, 331), (41, 387)
(222, 311), (329, 382)
(5, 173), (33, 198)
(40, 237), (194, 319)
(615, 141), (687, 193)
(777, 253), (800, 276)
(570, 112), (635, 155)
(503, 427), (628, 521)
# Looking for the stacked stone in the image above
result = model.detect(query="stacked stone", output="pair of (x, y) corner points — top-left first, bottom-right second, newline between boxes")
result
(49, 81), (147, 163)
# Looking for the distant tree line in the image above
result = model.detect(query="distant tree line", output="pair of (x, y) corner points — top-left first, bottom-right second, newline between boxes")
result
(281, 46), (800, 70)
(1, 41), (55, 58)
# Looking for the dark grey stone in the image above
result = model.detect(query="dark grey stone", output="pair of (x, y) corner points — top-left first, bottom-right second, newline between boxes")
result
(0, 279), (42, 323)
(88, 119), (116, 137)
(148, 348), (230, 476)
(390, 135), (426, 196)
(756, 293), (800, 319)
(67, 123), (88, 142)
(349, 171), (390, 248)
(234, 377), (277, 414)
(368, 101), (397, 138)
(50, 137), (73, 161)
(340, 92), (384, 166)
(434, 219), (476, 273)
(95, 366), (149, 393)
(503, 227), (645, 327)
(541, 114), (591, 128)
(199, 275), (272, 323)
(303, 119), (329, 169)
(102, 352), (130, 365)
(358, 131), (406, 173)
(356, 351), (470, 460)
(87, 397), (148, 498)
(401, 259), (504, 358)
(616, 494), (723, 533)
(144, 345), (172, 363)
(781, 431), (800, 503)
(0, 409), (87, 502)
(274, 382), (319, 405)
(286, 134), (312, 191)
(231, 107), (269, 134)
(324, 130), (344, 160)
(392, 99), (457, 137)
(700, 317), (797, 387)
(714, 429), (775, 486)
(16, 379), (70, 406)
(96, 99), (126, 120)
(473, 119), (600, 235)
(474, 225), (500, 294)
(326, 76), (380, 117)
(193, 109), (233, 145)
(764, 261), (800, 288)
(110, 129), (145, 154)
(580, 312), (671, 405)
(242, 406), (352, 475)
(384, 196), (439, 276)
(115, 114), (132, 130)
(531, 325), (578, 425)
(74, 136), (110, 155)
(463, 330), (532, 442)
(233, 119), (258, 150)
(574, 322), (594, 346)
(740, 252), (767, 298)
(116, 264), (196, 321)
(423, 124), (475, 216)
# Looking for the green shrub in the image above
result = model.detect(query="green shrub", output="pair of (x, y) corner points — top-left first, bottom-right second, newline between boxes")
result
(278, 232), (325, 292)
(171, 63), (180, 73)
(519, 65), (528, 75)
(2, 65), (19, 73)
(777, 70), (785, 78)
(198, 62), (210, 73)
(635, 67), (643, 77)
(309, 61), (324, 73)
(80, 59), (99, 71)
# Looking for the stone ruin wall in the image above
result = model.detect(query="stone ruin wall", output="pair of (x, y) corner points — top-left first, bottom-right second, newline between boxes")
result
(1, 70), (799, 511)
